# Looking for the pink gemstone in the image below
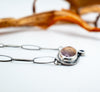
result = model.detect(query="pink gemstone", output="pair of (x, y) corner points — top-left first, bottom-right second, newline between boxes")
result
(61, 46), (76, 57)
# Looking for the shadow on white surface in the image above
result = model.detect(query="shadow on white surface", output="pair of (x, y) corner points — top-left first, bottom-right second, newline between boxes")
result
(52, 29), (100, 41)
(0, 27), (41, 36)
(0, 27), (100, 41)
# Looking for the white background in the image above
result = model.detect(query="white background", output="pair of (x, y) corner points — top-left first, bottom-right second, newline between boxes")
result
(0, 0), (100, 92)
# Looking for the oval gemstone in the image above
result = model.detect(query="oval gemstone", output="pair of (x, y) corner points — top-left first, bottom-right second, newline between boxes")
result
(61, 46), (76, 57)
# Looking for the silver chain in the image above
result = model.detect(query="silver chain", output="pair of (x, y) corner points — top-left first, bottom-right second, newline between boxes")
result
(0, 43), (59, 65)
(0, 43), (59, 50)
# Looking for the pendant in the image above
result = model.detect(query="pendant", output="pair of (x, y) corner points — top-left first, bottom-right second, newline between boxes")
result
(57, 46), (85, 66)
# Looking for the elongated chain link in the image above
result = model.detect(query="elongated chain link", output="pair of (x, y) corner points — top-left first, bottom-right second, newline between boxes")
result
(0, 43), (59, 50)
(0, 43), (59, 64)
(0, 55), (58, 64)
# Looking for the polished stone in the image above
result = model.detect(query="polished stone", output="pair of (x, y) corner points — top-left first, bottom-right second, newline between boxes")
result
(61, 46), (76, 57)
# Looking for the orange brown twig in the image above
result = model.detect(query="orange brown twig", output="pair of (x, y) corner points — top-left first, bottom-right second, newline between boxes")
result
(65, 0), (100, 27)
(0, 9), (100, 32)
(65, 0), (100, 15)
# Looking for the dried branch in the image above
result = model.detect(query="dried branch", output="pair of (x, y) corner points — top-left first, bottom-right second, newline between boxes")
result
(66, 0), (100, 15)
(0, 9), (100, 32)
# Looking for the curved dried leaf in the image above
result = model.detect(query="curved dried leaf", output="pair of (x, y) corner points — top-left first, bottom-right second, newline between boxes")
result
(0, 9), (100, 32)
(66, 0), (100, 14)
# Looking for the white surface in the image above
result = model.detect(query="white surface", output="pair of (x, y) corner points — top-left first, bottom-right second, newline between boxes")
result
(0, 0), (100, 92)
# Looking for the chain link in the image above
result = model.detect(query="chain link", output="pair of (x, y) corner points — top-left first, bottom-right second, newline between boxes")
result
(0, 43), (59, 50)
(0, 43), (59, 64)
(0, 55), (57, 64)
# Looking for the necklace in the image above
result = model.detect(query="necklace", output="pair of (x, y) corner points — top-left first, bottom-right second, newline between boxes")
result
(0, 43), (85, 66)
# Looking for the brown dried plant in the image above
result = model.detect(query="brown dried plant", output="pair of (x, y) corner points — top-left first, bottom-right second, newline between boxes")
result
(0, 0), (100, 32)
(65, 0), (100, 14)
(65, 0), (100, 27)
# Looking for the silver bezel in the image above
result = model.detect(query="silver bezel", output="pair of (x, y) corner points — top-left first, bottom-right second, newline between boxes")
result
(57, 46), (78, 65)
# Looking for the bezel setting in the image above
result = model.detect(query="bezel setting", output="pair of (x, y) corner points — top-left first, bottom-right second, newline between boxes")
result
(57, 46), (84, 66)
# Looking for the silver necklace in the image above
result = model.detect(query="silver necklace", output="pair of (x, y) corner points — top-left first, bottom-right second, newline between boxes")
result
(0, 43), (85, 66)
